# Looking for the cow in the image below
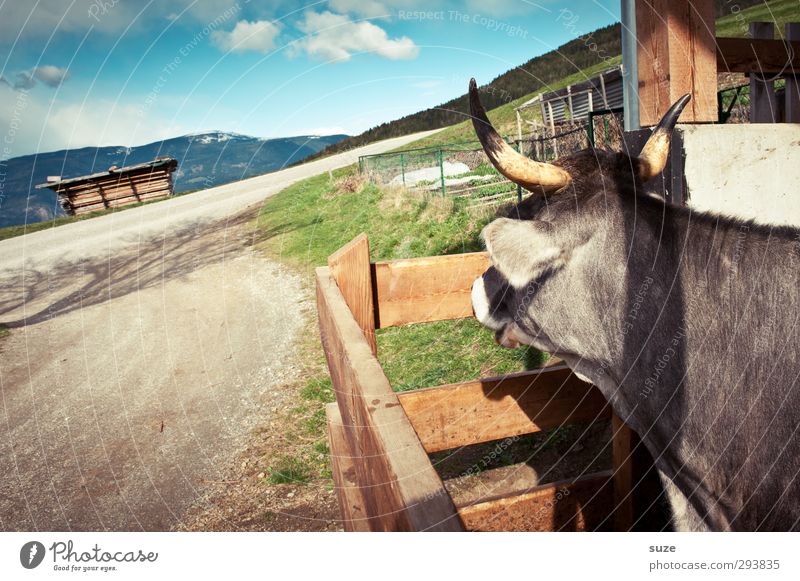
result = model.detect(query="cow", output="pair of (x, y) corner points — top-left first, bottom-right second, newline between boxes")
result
(468, 78), (800, 531)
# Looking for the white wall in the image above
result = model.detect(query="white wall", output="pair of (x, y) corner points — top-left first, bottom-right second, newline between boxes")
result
(679, 124), (800, 227)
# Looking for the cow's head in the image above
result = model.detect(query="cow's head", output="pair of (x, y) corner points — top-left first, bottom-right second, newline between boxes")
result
(469, 78), (690, 353)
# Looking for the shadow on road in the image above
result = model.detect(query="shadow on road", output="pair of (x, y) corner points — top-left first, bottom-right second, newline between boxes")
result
(0, 209), (264, 328)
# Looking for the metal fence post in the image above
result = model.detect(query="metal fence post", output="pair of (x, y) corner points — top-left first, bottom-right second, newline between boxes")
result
(358, 156), (363, 174)
(400, 153), (406, 187)
(438, 149), (445, 196)
(514, 141), (522, 203)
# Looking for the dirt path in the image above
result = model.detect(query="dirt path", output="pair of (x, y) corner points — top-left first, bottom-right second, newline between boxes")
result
(0, 210), (312, 530)
(0, 130), (441, 531)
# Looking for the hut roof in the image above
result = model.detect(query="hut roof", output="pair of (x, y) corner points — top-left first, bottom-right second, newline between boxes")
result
(36, 157), (177, 190)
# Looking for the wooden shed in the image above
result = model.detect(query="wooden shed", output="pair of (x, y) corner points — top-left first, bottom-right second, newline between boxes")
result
(37, 157), (178, 216)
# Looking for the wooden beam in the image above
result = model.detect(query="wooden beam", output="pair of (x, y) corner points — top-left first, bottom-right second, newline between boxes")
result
(325, 403), (370, 531)
(748, 23), (778, 123)
(328, 234), (376, 354)
(397, 364), (611, 453)
(316, 266), (463, 531)
(457, 471), (613, 532)
(372, 252), (489, 328)
(786, 24), (800, 123)
(717, 37), (800, 75)
(636, 0), (717, 126)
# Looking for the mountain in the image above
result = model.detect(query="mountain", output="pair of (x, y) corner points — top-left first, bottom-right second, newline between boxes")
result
(0, 131), (347, 228)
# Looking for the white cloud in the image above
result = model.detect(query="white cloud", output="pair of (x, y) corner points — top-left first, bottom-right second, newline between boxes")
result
(327, 0), (426, 19)
(0, 83), (183, 157)
(32, 65), (70, 87)
(13, 71), (37, 90)
(0, 1), (246, 39)
(464, 0), (548, 17)
(1, 65), (70, 90)
(294, 11), (418, 62)
(328, 0), (389, 19)
(211, 19), (281, 53)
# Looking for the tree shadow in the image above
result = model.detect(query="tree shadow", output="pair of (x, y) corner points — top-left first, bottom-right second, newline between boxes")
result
(0, 209), (266, 328)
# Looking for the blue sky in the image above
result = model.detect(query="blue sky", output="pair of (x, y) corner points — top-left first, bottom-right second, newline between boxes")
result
(0, 0), (619, 156)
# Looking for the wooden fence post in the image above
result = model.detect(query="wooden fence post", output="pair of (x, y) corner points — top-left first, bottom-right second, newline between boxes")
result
(327, 233), (376, 355)
(635, 0), (717, 126)
(785, 23), (800, 123)
(750, 22), (778, 123)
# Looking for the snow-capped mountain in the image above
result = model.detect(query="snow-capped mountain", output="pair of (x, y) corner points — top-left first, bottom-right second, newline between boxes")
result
(0, 131), (348, 228)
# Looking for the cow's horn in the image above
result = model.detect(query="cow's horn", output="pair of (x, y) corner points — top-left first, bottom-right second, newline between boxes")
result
(638, 94), (691, 180)
(469, 78), (570, 191)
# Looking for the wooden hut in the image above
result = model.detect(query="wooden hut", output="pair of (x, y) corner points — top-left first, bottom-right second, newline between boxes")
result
(36, 157), (178, 216)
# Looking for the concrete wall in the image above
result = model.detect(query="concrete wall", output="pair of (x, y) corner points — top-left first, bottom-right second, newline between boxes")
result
(678, 124), (800, 227)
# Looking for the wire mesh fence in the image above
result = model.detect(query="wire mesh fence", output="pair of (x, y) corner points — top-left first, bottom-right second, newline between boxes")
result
(359, 141), (519, 208)
(358, 109), (625, 209)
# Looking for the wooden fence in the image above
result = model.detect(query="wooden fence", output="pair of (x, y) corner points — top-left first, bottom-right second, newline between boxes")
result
(317, 234), (647, 531)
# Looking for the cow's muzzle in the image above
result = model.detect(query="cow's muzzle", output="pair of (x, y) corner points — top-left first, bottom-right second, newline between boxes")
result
(472, 270), (533, 349)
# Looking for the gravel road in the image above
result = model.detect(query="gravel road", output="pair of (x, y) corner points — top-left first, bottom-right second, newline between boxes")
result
(0, 130), (439, 531)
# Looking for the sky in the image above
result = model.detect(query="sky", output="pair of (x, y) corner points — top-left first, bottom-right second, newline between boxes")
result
(0, 0), (620, 157)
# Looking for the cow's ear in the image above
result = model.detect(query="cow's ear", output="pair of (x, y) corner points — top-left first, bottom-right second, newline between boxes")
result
(481, 218), (563, 289)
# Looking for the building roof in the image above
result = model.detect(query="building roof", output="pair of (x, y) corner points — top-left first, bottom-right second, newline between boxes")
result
(35, 157), (177, 190)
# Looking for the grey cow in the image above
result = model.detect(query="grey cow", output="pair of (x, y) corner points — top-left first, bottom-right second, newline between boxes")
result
(468, 79), (800, 531)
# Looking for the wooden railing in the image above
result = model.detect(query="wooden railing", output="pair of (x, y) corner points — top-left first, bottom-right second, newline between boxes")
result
(318, 234), (640, 532)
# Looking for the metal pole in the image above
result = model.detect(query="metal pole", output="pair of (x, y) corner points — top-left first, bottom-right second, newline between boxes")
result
(514, 141), (522, 203)
(439, 149), (445, 196)
(587, 112), (595, 147)
(621, 0), (640, 132)
(400, 153), (405, 186)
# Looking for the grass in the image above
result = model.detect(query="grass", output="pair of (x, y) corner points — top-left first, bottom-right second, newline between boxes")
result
(254, 166), (549, 487)
(395, 56), (623, 152)
(254, 166), (547, 391)
(267, 455), (313, 485)
(378, 319), (547, 392)
(255, 166), (491, 268)
(716, 0), (800, 38)
(0, 324), (9, 340)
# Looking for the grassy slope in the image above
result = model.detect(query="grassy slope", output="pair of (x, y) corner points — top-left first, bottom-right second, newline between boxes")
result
(398, 56), (622, 152)
(255, 170), (548, 483)
(716, 0), (799, 37)
(397, 0), (798, 153)
(255, 169), (548, 481)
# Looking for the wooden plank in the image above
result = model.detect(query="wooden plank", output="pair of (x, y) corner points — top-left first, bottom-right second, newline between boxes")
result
(612, 413), (634, 531)
(373, 252), (489, 328)
(325, 403), (370, 531)
(636, 0), (717, 126)
(717, 37), (800, 74)
(328, 234), (376, 354)
(748, 23), (778, 123)
(316, 267), (463, 531)
(458, 471), (614, 532)
(397, 364), (611, 453)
